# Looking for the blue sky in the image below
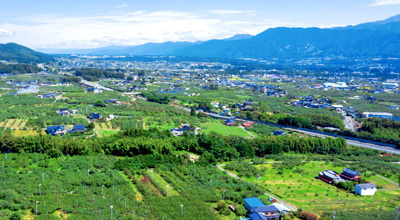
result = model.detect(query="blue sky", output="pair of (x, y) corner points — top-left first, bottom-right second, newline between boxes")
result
(0, 0), (399, 49)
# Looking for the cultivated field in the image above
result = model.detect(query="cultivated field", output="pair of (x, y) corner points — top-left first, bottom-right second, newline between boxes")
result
(237, 162), (400, 214)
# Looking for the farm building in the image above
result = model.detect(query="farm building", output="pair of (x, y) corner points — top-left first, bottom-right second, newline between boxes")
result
(225, 119), (235, 126)
(340, 168), (361, 181)
(68, 124), (87, 134)
(90, 112), (102, 120)
(46, 125), (66, 136)
(355, 183), (377, 196)
(271, 203), (291, 216)
(243, 197), (280, 220)
(273, 130), (286, 136)
(244, 197), (265, 213)
(56, 108), (69, 116)
(319, 169), (347, 184)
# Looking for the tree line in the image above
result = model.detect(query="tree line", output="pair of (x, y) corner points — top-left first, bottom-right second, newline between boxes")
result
(0, 64), (42, 74)
(0, 127), (349, 162)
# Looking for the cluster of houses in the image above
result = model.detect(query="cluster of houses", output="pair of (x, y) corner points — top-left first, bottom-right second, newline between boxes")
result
(308, 81), (399, 93)
(242, 197), (290, 220)
(290, 95), (332, 109)
(37, 92), (57, 99)
(169, 124), (200, 136)
(56, 108), (79, 116)
(291, 95), (399, 121)
(318, 168), (377, 196)
(46, 124), (87, 136)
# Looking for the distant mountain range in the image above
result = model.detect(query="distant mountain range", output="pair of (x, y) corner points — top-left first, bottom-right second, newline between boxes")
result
(37, 34), (255, 55)
(29, 13), (400, 60)
(0, 43), (53, 63)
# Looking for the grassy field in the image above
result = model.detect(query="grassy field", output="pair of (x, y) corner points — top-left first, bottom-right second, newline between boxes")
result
(236, 162), (400, 214)
(95, 121), (113, 129)
(200, 122), (252, 137)
(0, 119), (27, 128)
(13, 129), (44, 137)
(96, 129), (119, 137)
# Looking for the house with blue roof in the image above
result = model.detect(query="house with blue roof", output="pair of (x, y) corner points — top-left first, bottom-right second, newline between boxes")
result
(90, 112), (102, 120)
(46, 125), (66, 136)
(243, 197), (280, 220)
(225, 119), (235, 126)
(68, 124), (87, 134)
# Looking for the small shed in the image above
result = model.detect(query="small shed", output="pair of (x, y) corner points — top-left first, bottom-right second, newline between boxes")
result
(271, 203), (291, 215)
(355, 183), (376, 196)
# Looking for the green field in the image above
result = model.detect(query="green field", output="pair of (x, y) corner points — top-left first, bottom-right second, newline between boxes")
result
(236, 161), (400, 214)
(96, 129), (119, 137)
(201, 122), (252, 137)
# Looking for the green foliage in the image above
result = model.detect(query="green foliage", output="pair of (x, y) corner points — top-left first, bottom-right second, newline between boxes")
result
(142, 92), (170, 104)
(94, 100), (106, 107)
(61, 76), (81, 84)
(225, 159), (264, 178)
(87, 122), (95, 131)
(0, 64), (42, 74)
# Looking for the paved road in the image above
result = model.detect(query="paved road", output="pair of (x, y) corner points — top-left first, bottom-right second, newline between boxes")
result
(195, 110), (400, 154)
(81, 79), (114, 91)
(216, 164), (298, 211)
(374, 174), (400, 188)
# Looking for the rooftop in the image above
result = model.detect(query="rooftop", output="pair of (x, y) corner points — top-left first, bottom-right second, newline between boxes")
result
(244, 197), (265, 208)
(356, 183), (376, 189)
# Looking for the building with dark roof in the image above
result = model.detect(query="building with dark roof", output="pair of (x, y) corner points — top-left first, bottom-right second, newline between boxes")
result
(225, 119), (235, 126)
(68, 124), (87, 134)
(273, 130), (286, 136)
(340, 168), (361, 181)
(90, 112), (102, 120)
(46, 125), (66, 136)
(244, 197), (280, 220)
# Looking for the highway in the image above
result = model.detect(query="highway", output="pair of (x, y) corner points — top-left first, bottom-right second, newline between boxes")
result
(177, 106), (400, 154)
(80, 79), (114, 91)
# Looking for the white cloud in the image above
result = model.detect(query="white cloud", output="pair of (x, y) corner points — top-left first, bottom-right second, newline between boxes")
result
(0, 10), (295, 49)
(208, 10), (253, 16)
(115, 3), (128, 8)
(370, 0), (400, 6)
(0, 28), (15, 37)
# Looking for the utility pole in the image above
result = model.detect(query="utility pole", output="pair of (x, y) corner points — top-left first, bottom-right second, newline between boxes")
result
(110, 205), (113, 219)
(167, 185), (169, 197)
(325, 187), (327, 200)
(299, 175), (301, 187)
(36, 201), (39, 216)
(181, 204), (183, 216)
(39, 184), (41, 196)
(102, 185), (104, 196)
(257, 175), (261, 186)
(88, 169), (90, 177)
(42, 173), (45, 182)
(283, 187), (286, 202)
(223, 190), (226, 201)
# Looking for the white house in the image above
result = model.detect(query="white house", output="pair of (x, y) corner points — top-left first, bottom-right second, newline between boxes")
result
(355, 183), (376, 196)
